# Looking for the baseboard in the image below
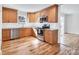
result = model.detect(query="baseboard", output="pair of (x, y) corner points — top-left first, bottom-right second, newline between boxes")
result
(65, 32), (79, 35)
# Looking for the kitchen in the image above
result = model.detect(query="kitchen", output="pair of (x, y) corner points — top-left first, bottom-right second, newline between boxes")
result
(1, 4), (59, 55)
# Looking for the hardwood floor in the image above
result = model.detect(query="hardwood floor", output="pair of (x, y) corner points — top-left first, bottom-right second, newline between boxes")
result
(1, 34), (79, 55)
(1, 36), (60, 55)
(59, 34), (79, 55)
(64, 34), (79, 49)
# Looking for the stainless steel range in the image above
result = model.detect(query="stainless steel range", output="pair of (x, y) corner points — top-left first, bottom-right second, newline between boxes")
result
(36, 24), (50, 41)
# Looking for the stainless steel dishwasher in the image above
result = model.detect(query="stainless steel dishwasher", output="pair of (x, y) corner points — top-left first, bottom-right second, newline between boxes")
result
(11, 28), (19, 39)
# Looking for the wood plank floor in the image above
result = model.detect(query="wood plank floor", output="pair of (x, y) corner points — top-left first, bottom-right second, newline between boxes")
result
(1, 36), (60, 55)
(1, 34), (79, 55)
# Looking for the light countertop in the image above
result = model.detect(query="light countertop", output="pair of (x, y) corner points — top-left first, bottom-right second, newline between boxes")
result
(2, 23), (59, 30)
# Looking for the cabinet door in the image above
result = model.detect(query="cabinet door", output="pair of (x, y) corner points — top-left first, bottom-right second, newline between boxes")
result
(48, 5), (58, 23)
(2, 29), (11, 41)
(44, 30), (53, 44)
(2, 7), (17, 23)
(9, 9), (17, 23)
(34, 12), (40, 23)
(2, 7), (9, 23)
(19, 28), (25, 37)
(40, 9), (48, 16)
(27, 13), (36, 23)
(19, 28), (33, 38)
(27, 12), (40, 23)
(51, 30), (58, 44)
(24, 28), (32, 36)
(44, 30), (58, 45)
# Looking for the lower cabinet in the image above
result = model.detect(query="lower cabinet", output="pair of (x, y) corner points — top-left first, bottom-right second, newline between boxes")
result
(2, 29), (11, 41)
(2, 28), (36, 42)
(44, 30), (58, 45)
(19, 28), (33, 38)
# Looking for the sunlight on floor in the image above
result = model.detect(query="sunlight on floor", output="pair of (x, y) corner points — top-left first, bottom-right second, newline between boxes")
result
(32, 39), (41, 47)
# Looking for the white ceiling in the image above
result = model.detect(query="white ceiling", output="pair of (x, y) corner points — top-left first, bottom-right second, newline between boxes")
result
(2, 4), (52, 12)
(3, 4), (79, 14)
(60, 4), (79, 14)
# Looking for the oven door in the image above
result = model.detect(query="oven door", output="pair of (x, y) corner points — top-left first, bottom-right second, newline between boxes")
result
(37, 28), (43, 36)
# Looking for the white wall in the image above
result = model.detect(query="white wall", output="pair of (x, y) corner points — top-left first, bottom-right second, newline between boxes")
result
(60, 4), (79, 34)
(64, 14), (79, 34)
(60, 4), (79, 14)
(18, 11), (29, 23)
(58, 5), (64, 43)
(64, 14), (68, 33)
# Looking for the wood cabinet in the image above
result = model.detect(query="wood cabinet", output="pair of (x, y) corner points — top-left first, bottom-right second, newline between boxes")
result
(27, 12), (40, 23)
(27, 5), (58, 23)
(2, 7), (17, 23)
(40, 9), (48, 16)
(48, 5), (58, 23)
(40, 5), (58, 23)
(44, 30), (58, 45)
(19, 28), (33, 38)
(2, 28), (35, 41)
(34, 12), (40, 23)
(27, 13), (36, 23)
(2, 29), (11, 41)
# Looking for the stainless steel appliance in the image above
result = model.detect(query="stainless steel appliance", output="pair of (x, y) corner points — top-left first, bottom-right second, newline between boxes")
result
(36, 24), (50, 41)
(40, 16), (48, 23)
(37, 24), (50, 36)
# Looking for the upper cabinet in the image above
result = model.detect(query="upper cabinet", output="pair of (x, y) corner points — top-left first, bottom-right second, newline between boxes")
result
(27, 13), (36, 23)
(40, 5), (58, 23)
(27, 4), (58, 23)
(27, 12), (40, 23)
(40, 9), (48, 17)
(47, 5), (58, 23)
(34, 12), (40, 23)
(2, 7), (17, 23)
